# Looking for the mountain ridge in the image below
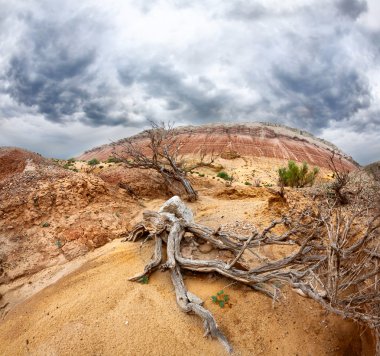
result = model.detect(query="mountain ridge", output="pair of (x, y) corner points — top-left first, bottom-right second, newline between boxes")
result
(78, 122), (359, 171)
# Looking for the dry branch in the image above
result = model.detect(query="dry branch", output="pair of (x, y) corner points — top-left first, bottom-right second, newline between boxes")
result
(113, 121), (218, 202)
(125, 196), (380, 354)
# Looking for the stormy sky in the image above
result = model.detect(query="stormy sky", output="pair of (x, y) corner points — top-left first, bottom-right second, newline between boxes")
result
(0, 0), (379, 164)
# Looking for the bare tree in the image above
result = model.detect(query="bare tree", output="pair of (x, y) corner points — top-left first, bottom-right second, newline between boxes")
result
(114, 121), (216, 202)
(328, 151), (350, 205)
(125, 187), (380, 353)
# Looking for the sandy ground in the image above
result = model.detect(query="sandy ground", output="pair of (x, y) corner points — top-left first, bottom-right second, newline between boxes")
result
(0, 238), (367, 356)
(0, 188), (374, 356)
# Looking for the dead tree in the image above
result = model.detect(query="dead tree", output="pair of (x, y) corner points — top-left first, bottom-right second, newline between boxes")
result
(328, 151), (350, 205)
(126, 196), (380, 354)
(114, 121), (216, 202)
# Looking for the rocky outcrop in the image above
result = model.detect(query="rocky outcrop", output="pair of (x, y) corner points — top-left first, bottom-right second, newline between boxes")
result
(0, 147), (46, 181)
(0, 148), (140, 283)
(77, 123), (358, 171)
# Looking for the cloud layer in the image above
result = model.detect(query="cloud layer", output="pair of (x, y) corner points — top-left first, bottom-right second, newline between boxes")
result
(0, 0), (379, 163)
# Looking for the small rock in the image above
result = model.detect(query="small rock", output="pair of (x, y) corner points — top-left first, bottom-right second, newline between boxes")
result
(199, 242), (213, 253)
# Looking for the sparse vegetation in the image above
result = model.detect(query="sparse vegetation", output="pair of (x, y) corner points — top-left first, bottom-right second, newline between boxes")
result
(211, 290), (230, 308)
(278, 160), (319, 188)
(3, 128), (380, 354)
(88, 158), (100, 166)
(138, 275), (149, 284)
(217, 171), (232, 181)
(107, 156), (122, 163)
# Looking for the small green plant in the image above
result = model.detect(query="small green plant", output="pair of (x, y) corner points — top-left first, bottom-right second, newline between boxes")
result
(244, 181), (252, 186)
(138, 275), (149, 284)
(55, 240), (62, 248)
(198, 173), (205, 177)
(211, 290), (229, 308)
(68, 158), (76, 163)
(42, 222), (50, 228)
(278, 160), (319, 188)
(88, 158), (100, 166)
(107, 156), (122, 163)
(217, 171), (232, 181)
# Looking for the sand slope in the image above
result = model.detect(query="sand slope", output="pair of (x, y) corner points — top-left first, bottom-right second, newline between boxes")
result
(0, 236), (368, 355)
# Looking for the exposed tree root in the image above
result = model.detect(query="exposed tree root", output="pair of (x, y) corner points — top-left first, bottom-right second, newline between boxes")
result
(126, 196), (380, 354)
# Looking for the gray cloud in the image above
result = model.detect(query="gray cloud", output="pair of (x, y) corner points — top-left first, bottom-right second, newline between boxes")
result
(224, 2), (269, 21)
(271, 65), (371, 131)
(0, 0), (380, 164)
(4, 16), (96, 122)
(336, 0), (368, 19)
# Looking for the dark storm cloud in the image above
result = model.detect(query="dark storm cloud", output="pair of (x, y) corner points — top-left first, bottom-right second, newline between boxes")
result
(272, 66), (371, 131)
(336, 0), (368, 19)
(118, 63), (232, 122)
(81, 99), (130, 127)
(4, 17), (96, 122)
(3, 11), (136, 127)
(1, 0), (380, 163)
(7, 54), (93, 122)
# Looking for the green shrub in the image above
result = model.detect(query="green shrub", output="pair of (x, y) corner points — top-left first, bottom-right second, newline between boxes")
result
(88, 158), (100, 166)
(278, 161), (319, 188)
(217, 171), (232, 181)
(244, 181), (252, 186)
(42, 222), (50, 228)
(107, 156), (122, 163)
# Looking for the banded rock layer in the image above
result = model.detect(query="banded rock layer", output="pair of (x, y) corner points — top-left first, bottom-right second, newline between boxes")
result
(78, 123), (358, 171)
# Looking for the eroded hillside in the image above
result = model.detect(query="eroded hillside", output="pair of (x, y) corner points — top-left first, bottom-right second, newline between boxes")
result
(78, 123), (359, 171)
(0, 141), (377, 355)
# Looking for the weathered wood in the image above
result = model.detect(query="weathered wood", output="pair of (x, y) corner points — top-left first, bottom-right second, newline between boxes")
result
(170, 265), (233, 353)
(128, 236), (163, 281)
(126, 196), (380, 354)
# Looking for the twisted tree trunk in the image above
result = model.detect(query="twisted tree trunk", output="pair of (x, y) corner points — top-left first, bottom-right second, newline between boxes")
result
(125, 196), (380, 354)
